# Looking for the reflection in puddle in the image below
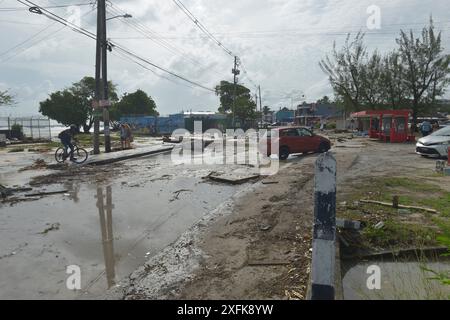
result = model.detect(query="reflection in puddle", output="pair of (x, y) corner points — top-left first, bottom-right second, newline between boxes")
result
(96, 186), (116, 289)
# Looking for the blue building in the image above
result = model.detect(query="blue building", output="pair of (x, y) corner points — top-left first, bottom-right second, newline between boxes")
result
(120, 114), (185, 135)
(275, 109), (296, 124)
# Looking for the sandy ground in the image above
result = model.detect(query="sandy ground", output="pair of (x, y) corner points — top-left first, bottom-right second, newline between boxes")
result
(1, 135), (447, 300)
(118, 137), (448, 300)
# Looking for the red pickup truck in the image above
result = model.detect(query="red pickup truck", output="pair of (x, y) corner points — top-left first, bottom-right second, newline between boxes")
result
(264, 127), (331, 160)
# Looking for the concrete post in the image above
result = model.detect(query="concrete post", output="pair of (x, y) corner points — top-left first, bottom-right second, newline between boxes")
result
(311, 152), (337, 300)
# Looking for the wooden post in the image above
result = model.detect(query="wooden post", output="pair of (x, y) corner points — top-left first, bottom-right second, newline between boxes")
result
(311, 152), (337, 300)
(393, 195), (399, 209)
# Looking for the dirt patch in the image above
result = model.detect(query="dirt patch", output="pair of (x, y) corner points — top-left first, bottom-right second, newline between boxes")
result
(29, 163), (131, 186)
(162, 158), (318, 300)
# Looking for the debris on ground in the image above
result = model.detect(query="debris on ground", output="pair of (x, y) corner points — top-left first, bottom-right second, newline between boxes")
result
(170, 189), (193, 202)
(0, 184), (33, 199)
(374, 221), (385, 229)
(25, 190), (69, 198)
(360, 199), (438, 214)
(336, 218), (362, 230)
(19, 159), (48, 172)
(38, 223), (61, 235)
(208, 172), (260, 185)
(262, 181), (279, 185)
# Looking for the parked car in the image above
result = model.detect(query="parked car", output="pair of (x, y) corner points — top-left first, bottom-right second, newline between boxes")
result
(264, 126), (331, 160)
(416, 126), (450, 158)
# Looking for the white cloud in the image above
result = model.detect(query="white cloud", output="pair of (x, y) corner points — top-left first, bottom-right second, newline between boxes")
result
(0, 0), (449, 116)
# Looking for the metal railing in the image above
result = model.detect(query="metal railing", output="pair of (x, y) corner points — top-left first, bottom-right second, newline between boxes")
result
(0, 117), (52, 140)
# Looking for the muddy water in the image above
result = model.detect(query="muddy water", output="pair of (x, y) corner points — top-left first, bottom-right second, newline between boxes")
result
(343, 260), (450, 300)
(0, 153), (248, 299)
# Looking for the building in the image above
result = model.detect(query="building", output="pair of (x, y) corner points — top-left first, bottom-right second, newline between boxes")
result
(275, 109), (295, 124)
(120, 111), (230, 135)
(295, 103), (343, 126)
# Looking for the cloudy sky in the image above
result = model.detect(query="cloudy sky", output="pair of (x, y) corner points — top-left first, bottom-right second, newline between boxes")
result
(1, 0), (449, 117)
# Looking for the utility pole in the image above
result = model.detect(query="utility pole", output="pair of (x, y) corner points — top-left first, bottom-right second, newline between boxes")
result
(100, 0), (111, 153)
(258, 85), (262, 113)
(232, 56), (240, 129)
(93, 4), (131, 154)
(258, 85), (263, 126)
(93, 0), (102, 155)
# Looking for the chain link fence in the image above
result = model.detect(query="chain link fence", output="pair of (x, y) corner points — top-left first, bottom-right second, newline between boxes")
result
(0, 117), (52, 141)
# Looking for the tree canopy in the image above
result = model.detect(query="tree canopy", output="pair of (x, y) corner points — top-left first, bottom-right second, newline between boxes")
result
(319, 19), (450, 122)
(39, 77), (118, 132)
(215, 81), (258, 123)
(0, 90), (14, 106)
(111, 89), (159, 121)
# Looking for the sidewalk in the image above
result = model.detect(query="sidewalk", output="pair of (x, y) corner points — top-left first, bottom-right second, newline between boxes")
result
(85, 144), (175, 166)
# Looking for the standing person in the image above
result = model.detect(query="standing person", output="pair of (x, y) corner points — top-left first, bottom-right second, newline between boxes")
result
(120, 123), (128, 150)
(432, 121), (440, 132)
(421, 120), (432, 137)
(125, 123), (133, 149)
(58, 125), (78, 161)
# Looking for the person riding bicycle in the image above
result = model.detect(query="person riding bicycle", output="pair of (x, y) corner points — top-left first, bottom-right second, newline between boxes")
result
(58, 125), (78, 161)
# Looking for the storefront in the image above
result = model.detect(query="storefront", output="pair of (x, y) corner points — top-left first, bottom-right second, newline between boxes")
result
(351, 110), (415, 143)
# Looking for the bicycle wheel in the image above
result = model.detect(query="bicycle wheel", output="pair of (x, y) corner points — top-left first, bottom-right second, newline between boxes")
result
(55, 147), (66, 163)
(72, 147), (89, 164)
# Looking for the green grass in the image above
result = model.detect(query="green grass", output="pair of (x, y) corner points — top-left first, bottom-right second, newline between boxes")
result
(338, 175), (450, 251)
(8, 147), (25, 153)
(363, 219), (436, 248)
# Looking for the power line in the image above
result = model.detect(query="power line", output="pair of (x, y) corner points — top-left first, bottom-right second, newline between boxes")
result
(1, 3), (97, 62)
(112, 44), (215, 92)
(105, 2), (225, 79)
(14, 0), (216, 93)
(0, 2), (95, 11)
(171, 0), (234, 57)
(111, 50), (199, 91)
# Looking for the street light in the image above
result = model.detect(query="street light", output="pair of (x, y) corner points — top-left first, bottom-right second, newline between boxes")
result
(106, 13), (132, 21)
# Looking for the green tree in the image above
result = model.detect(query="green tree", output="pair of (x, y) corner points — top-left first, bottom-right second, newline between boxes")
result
(0, 90), (14, 106)
(112, 89), (158, 120)
(320, 20), (450, 119)
(316, 96), (331, 104)
(40, 90), (86, 129)
(215, 81), (257, 124)
(319, 32), (367, 112)
(39, 76), (118, 132)
(381, 51), (409, 109)
(396, 19), (450, 123)
(263, 105), (271, 115)
(70, 77), (118, 132)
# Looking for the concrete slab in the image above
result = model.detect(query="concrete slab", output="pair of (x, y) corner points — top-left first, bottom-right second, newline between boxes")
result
(85, 145), (174, 166)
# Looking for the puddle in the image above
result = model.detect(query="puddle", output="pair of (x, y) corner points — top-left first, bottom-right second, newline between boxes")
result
(0, 154), (247, 299)
(343, 260), (450, 300)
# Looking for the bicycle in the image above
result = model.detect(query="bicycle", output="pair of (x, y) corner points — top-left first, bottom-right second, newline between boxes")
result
(55, 142), (89, 164)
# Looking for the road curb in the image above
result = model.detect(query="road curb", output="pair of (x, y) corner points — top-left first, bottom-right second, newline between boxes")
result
(86, 146), (174, 166)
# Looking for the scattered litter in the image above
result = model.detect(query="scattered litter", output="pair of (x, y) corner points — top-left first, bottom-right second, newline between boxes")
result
(259, 224), (271, 231)
(360, 199), (438, 214)
(398, 209), (411, 215)
(150, 174), (173, 182)
(170, 189), (193, 201)
(19, 159), (48, 172)
(336, 218), (361, 230)
(25, 190), (69, 197)
(208, 173), (260, 185)
(38, 223), (61, 235)
(374, 221), (385, 229)
(0, 185), (34, 199)
(262, 181), (279, 185)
